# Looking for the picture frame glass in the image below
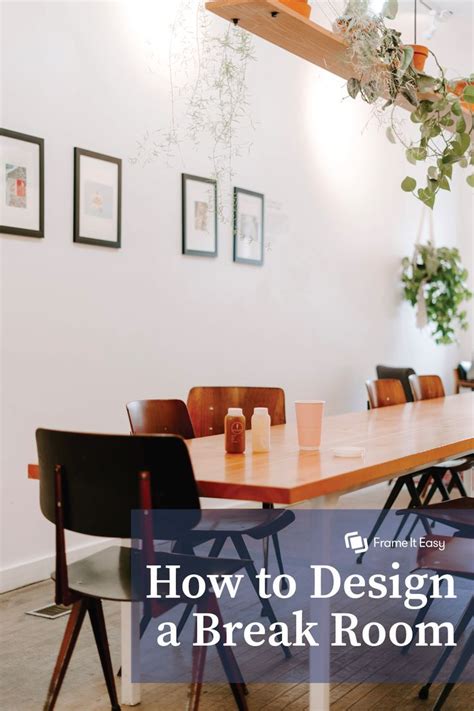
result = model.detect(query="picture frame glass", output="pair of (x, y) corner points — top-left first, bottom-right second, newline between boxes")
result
(78, 155), (119, 244)
(0, 135), (41, 232)
(184, 177), (216, 254)
(235, 191), (263, 263)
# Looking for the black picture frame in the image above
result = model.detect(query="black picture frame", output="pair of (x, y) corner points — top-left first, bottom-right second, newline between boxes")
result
(233, 187), (264, 266)
(0, 128), (44, 239)
(182, 173), (218, 257)
(74, 148), (122, 248)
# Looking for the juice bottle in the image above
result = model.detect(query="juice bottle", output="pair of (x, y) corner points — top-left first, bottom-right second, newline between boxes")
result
(225, 408), (246, 454)
(251, 407), (271, 452)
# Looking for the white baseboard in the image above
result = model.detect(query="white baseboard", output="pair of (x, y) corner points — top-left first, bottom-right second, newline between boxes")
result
(0, 499), (251, 594)
(0, 538), (112, 594)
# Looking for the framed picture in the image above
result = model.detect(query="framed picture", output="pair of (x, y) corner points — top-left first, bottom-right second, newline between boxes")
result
(233, 187), (264, 266)
(0, 128), (44, 238)
(74, 148), (121, 248)
(182, 173), (217, 257)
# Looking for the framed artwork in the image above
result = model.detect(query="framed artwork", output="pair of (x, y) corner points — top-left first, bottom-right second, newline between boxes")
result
(233, 187), (264, 266)
(74, 148), (121, 248)
(0, 128), (44, 238)
(182, 173), (217, 257)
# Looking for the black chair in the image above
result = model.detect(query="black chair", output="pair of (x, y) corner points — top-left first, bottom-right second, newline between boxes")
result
(37, 429), (249, 711)
(376, 364), (416, 402)
(127, 398), (295, 649)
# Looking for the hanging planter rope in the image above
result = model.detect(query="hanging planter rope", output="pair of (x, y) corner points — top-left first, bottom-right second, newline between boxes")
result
(401, 209), (472, 345)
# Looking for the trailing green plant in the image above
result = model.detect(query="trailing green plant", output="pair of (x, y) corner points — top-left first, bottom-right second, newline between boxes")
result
(335, 0), (474, 208)
(401, 242), (472, 344)
(130, 0), (255, 219)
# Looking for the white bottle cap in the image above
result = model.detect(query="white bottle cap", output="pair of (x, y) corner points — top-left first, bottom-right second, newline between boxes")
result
(254, 407), (269, 415)
(228, 408), (243, 416)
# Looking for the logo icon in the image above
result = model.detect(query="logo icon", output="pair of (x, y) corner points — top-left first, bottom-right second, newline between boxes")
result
(344, 531), (368, 554)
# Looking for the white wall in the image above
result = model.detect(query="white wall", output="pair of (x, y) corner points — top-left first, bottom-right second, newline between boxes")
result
(1, 0), (472, 591)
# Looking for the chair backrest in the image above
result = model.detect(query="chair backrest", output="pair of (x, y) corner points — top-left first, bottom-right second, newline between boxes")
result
(127, 399), (195, 439)
(366, 379), (407, 409)
(409, 374), (445, 401)
(187, 386), (286, 437)
(36, 429), (201, 539)
(376, 365), (416, 402)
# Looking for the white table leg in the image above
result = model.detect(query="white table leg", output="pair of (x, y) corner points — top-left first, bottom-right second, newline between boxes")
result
(121, 601), (141, 706)
(308, 494), (339, 711)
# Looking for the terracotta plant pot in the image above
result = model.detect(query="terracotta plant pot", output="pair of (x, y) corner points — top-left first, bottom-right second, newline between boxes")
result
(279, 0), (312, 19)
(409, 44), (429, 72)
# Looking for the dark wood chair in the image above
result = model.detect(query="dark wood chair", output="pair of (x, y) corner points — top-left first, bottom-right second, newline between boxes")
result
(127, 399), (195, 439)
(397, 374), (471, 539)
(400, 533), (473, 710)
(409, 373), (445, 401)
(366, 378), (407, 408)
(187, 385), (288, 578)
(125, 397), (294, 655)
(454, 366), (474, 394)
(376, 365), (416, 402)
(36, 429), (249, 711)
(187, 386), (286, 438)
(358, 379), (436, 563)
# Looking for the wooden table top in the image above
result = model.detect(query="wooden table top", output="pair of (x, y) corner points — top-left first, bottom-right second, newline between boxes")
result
(28, 394), (473, 505)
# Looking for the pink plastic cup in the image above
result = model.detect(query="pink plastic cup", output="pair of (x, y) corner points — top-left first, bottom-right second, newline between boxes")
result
(295, 401), (325, 450)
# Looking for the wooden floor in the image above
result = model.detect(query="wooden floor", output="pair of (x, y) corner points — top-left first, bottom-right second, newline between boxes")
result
(1, 483), (472, 710)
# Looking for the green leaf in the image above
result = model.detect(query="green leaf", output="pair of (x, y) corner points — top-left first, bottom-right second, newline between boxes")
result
(463, 85), (474, 103)
(400, 46), (414, 72)
(428, 166), (438, 179)
(467, 174), (474, 187)
(451, 101), (462, 116)
(406, 148), (417, 165)
(383, 0), (398, 20)
(457, 133), (471, 153)
(386, 126), (396, 144)
(347, 77), (360, 99)
(439, 176), (450, 191)
(456, 116), (466, 133)
(401, 176), (417, 192)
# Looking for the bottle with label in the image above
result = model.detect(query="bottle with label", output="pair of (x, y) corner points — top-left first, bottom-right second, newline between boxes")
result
(251, 407), (271, 453)
(224, 408), (246, 454)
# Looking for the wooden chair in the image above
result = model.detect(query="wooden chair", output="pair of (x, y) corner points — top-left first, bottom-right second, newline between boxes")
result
(376, 365), (416, 402)
(36, 429), (249, 711)
(187, 386), (288, 587)
(358, 379), (439, 563)
(187, 386), (286, 438)
(409, 373), (445, 401)
(366, 378), (407, 408)
(127, 399), (195, 439)
(454, 367), (474, 394)
(401, 534), (473, 710)
(125, 398), (294, 656)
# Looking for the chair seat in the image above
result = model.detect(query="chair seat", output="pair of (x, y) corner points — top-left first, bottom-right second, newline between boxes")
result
(398, 497), (474, 534)
(54, 546), (249, 602)
(191, 509), (295, 541)
(416, 535), (474, 576)
(53, 546), (133, 601)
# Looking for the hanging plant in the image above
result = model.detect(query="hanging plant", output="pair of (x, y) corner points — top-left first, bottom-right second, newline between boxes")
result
(401, 242), (472, 344)
(335, 0), (474, 209)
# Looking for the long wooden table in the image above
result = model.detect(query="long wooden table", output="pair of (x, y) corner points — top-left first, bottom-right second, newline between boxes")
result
(28, 394), (474, 708)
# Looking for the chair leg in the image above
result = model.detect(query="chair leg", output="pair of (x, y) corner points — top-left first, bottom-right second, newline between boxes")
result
(231, 534), (291, 659)
(271, 533), (288, 589)
(177, 537), (227, 640)
(88, 599), (121, 711)
(43, 599), (87, 711)
(449, 470), (467, 497)
(356, 476), (406, 563)
(401, 581), (436, 656)
(392, 472), (432, 541)
(208, 594), (249, 710)
(418, 597), (474, 700)
(187, 601), (209, 711)
(432, 631), (473, 711)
